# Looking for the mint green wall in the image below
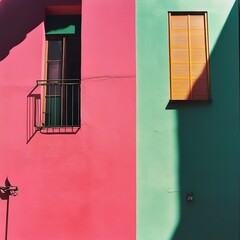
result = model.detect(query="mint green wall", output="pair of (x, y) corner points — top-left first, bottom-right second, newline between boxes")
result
(137, 1), (239, 239)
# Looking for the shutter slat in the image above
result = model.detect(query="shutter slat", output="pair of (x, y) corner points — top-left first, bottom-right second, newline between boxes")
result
(191, 49), (206, 62)
(171, 63), (190, 78)
(171, 31), (189, 47)
(171, 15), (188, 29)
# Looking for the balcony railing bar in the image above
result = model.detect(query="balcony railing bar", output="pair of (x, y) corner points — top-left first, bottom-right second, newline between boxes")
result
(37, 79), (80, 86)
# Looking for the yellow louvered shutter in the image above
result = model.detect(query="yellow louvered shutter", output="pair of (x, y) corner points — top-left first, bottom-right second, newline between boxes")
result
(169, 13), (210, 100)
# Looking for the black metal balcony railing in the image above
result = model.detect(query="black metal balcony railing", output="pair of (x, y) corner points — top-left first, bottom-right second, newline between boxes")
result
(39, 79), (80, 128)
(27, 79), (80, 143)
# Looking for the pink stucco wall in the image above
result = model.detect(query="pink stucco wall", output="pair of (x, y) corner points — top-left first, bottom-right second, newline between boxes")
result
(0, 0), (135, 239)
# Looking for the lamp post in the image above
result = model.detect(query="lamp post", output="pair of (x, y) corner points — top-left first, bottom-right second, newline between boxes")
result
(0, 184), (18, 240)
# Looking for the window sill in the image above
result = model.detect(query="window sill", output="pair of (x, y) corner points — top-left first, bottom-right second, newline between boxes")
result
(38, 125), (80, 134)
(166, 99), (212, 109)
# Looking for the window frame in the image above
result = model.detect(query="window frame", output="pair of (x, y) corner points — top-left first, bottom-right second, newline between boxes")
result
(168, 11), (210, 101)
(42, 15), (81, 128)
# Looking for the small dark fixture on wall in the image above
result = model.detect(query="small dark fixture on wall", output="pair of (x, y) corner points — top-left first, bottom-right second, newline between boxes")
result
(0, 185), (18, 196)
(186, 192), (194, 202)
(1, 179), (18, 240)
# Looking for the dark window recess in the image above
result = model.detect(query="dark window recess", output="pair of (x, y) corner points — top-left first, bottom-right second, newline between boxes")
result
(44, 35), (80, 128)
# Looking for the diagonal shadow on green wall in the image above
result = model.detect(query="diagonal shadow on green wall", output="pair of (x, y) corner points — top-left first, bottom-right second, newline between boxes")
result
(171, 1), (240, 239)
